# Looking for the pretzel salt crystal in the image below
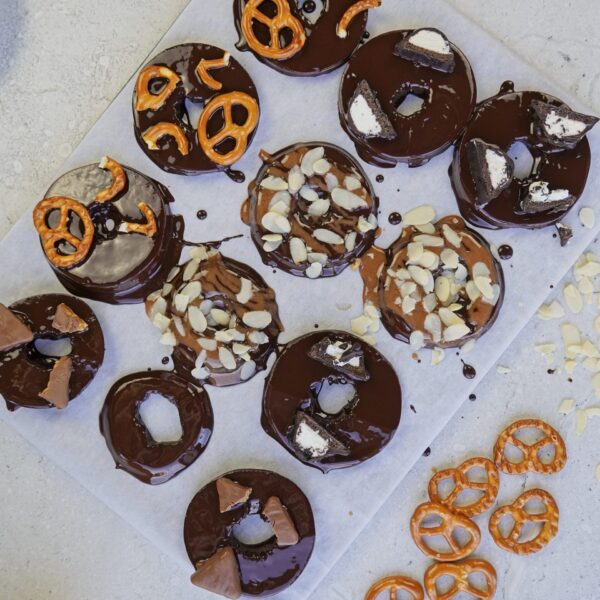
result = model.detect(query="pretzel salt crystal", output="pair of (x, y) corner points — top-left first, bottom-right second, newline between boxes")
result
(365, 575), (424, 600)
(196, 53), (230, 90)
(142, 122), (190, 156)
(135, 65), (181, 112)
(96, 156), (126, 202)
(337, 0), (381, 39)
(424, 559), (497, 600)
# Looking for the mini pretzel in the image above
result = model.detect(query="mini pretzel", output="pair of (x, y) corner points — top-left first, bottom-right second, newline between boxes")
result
(197, 91), (259, 166)
(135, 65), (181, 112)
(33, 197), (94, 269)
(196, 52), (230, 90)
(410, 502), (481, 562)
(241, 0), (306, 60)
(337, 0), (381, 39)
(365, 575), (424, 600)
(142, 122), (190, 156)
(428, 457), (499, 517)
(120, 202), (158, 238)
(494, 418), (567, 475)
(95, 156), (126, 202)
(424, 559), (497, 600)
(489, 488), (559, 555)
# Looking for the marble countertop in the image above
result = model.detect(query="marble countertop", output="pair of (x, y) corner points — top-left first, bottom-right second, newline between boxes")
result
(1, 1), (599, 598)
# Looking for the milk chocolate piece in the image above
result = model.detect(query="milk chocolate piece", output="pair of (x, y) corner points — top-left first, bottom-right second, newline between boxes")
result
(292, 412), (348, 459)
(216, 478), (252, 513)
(394, 28), (455, 73)
(39, 356), (72, 409)
(531, 99), (598, 150)
(190, 547), (241, 600)
(349, 80), (397, 140)
(521, 181), (576, 214)
(0, 303), (33, 352)
(308, 336), (369, 381)
(556, 223), (573, 247)
(467, 138), (514, 206)
(52, 303), (88, 333)
(263, 496), (299, 547)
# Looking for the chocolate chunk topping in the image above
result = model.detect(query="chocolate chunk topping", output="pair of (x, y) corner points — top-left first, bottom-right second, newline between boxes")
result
(521, 181), (576, 214)
(531, 99), (598, 150)
(216, 478), (252, 513)
(467, 138), (514, 206)
(292, 412), (348, 459)
(262, 496), (300, 547)
(52, 303), (89, 333)
(190, 547), (241, 600)
(556, 223), (573, 247)
(349, 79), (397, 140)
(0, 303), (33, 352)
(307, 336), (369, 381)
(39, 356), (72, 409)
(394, 28), (455, 73)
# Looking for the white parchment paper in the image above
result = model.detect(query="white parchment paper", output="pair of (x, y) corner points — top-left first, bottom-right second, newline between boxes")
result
(1, 1), (598, 598)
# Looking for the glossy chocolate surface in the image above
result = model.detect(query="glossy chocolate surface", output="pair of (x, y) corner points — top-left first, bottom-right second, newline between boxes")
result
(233, 0), (368, 77)
(184, 469), (315, 596)
(133, 43), (259, 177)
(43, 162), (184, 304)
(261, 330), (402, 472)
(450, 84), (592, 229)
(0, 294), (104, 411)
(99, 370), (213, 485)
(243, 142), (379, 277)
(339, 30), (476, 167)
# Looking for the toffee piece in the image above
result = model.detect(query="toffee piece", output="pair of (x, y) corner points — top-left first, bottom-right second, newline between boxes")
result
(261, 330), (401, 472)
(339, 29), (476, 168)
(0, 294), (104, 411)
(243, 142), (379, 278)
(184, 469), (315, 597)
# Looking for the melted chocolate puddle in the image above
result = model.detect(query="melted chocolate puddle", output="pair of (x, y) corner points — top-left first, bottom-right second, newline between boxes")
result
(461, 360), (476, 379)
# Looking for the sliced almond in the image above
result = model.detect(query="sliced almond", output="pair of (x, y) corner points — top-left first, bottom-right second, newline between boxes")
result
(160, 330), (176, 346)
(579, 207), (595, 229)
(357, 215), (377, 233)
(308, 199), (330, 217)
(152, 313), (171, 333)
(236, 278), (253, 304)
(314, 229), (344, 245)
(262, 211), (291, 234)
(443, 323), (470, 342)
(325, 172), (339, 191)
(442, 224), (461, 248)
(564, 283), (583, 313)
(306, 262), (323, 279)
(211, 309), (230, 327)
(331, 187), (368, 211)
(403, 205), (435, 226)
(537, 300), (565, 320)
(188, 306), (208, 334)
(345, 231), (357, 252)
(240, 360), (257, 381)
(351, 314), (371, 336)
(409, 330), (425, 350)
(313, 158), (331, 175)
(431, 348), (445, 366)
(300, 186), (319, 202)
(243, 310), (273, 329)
(434, 277), (451, 304)
(301, 146), (325, 176)
(181, 281), (202, 301)
(219, 347), (237, 371)
(344, 176), (361, 191)
(261, 176), (288, 191)
(182, 259), (200, 282)
(287, 165), (305, 193)
(413, 234), (444, 247)
(307, 252), (327, 265)
(558, 398), (575, 415)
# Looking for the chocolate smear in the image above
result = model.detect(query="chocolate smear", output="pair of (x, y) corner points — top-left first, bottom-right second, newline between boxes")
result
(521, 181), (576, 214)
(394, 28), (455, 73)
(348, 79), (397, 140)
(307, 336), (369, 381)
(556, 222), (573, 247)
(0, 303), (33, 352)
(263, 496), (300, 547)
(52, 303), (89, 334)
(190, 547), (241, 600)
(216, 478), (252, 513)
(39, 356), (72, 409)
(467, 138), (514, 205)
(292, 412), (348, 459)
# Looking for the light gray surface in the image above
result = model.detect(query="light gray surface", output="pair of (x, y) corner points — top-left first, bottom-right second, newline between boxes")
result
(0, 1), (599, 599)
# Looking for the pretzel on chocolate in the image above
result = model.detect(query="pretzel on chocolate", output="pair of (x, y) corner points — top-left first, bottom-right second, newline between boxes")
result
(365, 575), (424, 600)
(489, 488), (559, 555)
(143, 122), (190, 156)
(96, 156), (126, 202)
(196, 53), (230, 91)
(428, 457), (499, 517)
(337, 0), (381, 39)
(241, 0), (306, 60)
(494, 418), (567, 475)
(197, 91), (259, 166)
(424, 559), (497, 600)
(135, 65), (181, 112)
(33, 197), (94, 269)
(410, 502), (481, 562)
(121, 202), (158, 238)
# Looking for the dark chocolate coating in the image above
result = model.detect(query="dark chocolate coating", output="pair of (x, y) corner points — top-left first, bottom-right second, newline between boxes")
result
(99, 371), (213, 485)
(339, 30), (476, 167)
(0, 294), (104, 411)
(450, 84), (592, 229)
(184, 469), (315, 596)
(42, 162), (184, 304)
(261, 330), (402, 473)
(233, 0), (368, 77)
(133, 43), (259, 176)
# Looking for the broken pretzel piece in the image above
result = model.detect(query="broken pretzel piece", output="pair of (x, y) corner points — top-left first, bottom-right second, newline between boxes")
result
(337, 0), (381, 39)
(96, 156), (127, 202)
(196, 53), (230, 90)
(135, 64), (181, 112)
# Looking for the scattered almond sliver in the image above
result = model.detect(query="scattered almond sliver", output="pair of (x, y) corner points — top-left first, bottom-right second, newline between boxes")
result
(537, 300), (565, 320)
(558, 398), (575, 414)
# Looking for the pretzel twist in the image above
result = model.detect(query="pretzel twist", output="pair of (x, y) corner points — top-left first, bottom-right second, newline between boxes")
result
(494, 419), (567, 475)
(121, 202), (158, 238)
(409, 502), (481, 562)
(135, 65), (181, 112)
(197, 91), (259, 166)
(196, 53), (231, 90)
(489, 488), (559, 555)
(428, 457), (499, 517)
(33, 197), (94, 269)
(424, 559), (497, 600)
(142, 122), (190, 156)
(96, 156), (126, 202)
(241, 0), (306, 60)
(365, 575), (424, 600)
(337, 0), (381, 39)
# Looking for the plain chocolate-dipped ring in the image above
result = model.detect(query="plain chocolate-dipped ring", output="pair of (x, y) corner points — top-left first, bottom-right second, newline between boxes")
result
(0, 294), (104, 411)
(233, 0), (373, 77)
(243, 142), (379, 278)
(133, 43), (260, 178)
(145, 245), (282, 387)
(35, 160), (184, 305)
(99, 371), (213, 485)
(451, 83), (592, 229)
(339, 29), (476, 168)
(261, 330), (401, 473)
(184, 469), (315, 597)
